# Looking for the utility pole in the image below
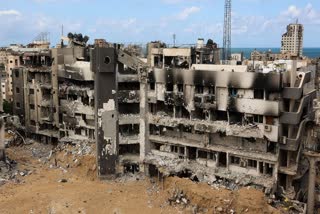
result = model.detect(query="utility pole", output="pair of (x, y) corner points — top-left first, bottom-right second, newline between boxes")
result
(223, 0), (232, 64)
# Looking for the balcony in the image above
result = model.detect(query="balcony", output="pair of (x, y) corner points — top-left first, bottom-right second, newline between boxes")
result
(226, 97), (280, 116)
(280, 90), (316, 125)
(149, 68), (282, 91)
(280, 118), (313, 151)
(195, 94), (216, 109)
(119, 134), (139, 145)
(117, 74), (139, 83)
(119, 114), (140, 125)
(149, 114), (279, 142)
(279, 145), (303, 175)
(282, 71), (311, 99)
(118, 90), (140, 103)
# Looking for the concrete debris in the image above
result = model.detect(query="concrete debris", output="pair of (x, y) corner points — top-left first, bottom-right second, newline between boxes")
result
(54, 141), (94, 157)
(0, 156), (18, 185)
(145, 152), (273, 190)
(168, 188), (189, 206)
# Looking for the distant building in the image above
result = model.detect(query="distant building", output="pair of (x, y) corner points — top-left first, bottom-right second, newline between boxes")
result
(281, 23), (303, 56)
(0, 65), (4, 112)
(231, 53), (243, 65)
(250, 49), (302, 62)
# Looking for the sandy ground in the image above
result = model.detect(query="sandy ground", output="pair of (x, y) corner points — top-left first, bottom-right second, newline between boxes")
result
(0, 143), (282, 214)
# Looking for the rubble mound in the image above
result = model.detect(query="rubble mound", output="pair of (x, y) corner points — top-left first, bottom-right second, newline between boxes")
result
(47, 141), (97, 181)
(164, 176), (279, 214)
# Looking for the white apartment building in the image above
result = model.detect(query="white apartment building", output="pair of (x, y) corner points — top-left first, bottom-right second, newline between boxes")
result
(281, 23), (304, 56)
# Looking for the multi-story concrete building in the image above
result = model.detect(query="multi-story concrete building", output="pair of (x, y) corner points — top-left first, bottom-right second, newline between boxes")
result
(12, 35), (94, 143)
(93, 42), (317, 209)
(10, 37), (319, 211)
(0, 64), (6, 102)
(0, 117), (4, 160)
(5, 51), (20, 101)
(281, 23), (304, 57)
(51, 46), (95, 142)
(0, 49), (7, 66)
(12, 49), (59, 143)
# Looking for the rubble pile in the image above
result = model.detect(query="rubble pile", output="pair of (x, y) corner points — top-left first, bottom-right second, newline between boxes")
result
(168, 188), (190, 206)
(162, 176), (278, 214)
(53, 141), (94, 157)
(146, 152), (274, 191)
(0, 156), (18, 185)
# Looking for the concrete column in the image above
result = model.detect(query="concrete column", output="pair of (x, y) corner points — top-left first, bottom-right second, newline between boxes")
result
(257, 161), (261, 174)
(226, 153), (230, 171)
(93, 47), (119, 179)
(307, 158), (316, 214)
(184, 146), (187, 161)
(139, 80), (150, 163)
(288, 60), (297, 139)
(216, 153), (219, 167)
(287, 151), (291, 168)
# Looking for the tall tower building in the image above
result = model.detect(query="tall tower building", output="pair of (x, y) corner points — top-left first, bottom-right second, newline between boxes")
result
(281, 23), (304, 56)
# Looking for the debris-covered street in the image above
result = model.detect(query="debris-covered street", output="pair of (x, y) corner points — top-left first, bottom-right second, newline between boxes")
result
(0, 139), (299, 214)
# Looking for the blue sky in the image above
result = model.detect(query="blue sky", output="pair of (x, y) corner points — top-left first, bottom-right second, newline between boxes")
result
(1, 0), (320, 47)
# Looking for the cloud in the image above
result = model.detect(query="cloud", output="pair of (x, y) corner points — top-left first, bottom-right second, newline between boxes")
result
(176, 6), (200, 20)
(0, 10), (21, 16)
(282, 5), (301, 18)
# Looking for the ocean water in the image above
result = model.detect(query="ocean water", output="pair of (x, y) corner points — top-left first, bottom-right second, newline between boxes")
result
(231, 48), (320, 59)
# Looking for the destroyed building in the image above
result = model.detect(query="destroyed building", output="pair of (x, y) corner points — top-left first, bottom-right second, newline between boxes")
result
(12, 49), (59, 143)
(93, 40), (319, 209)
(0, 117), (3, 160)
(0, 64), (4, 112)
(9, 35), (320, 211)
(12, 34), (94, 143)
(147, 39), (220, 68)
(52, 46), (95, 142)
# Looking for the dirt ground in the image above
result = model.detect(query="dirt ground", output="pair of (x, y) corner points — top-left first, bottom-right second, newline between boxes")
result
(0, 142), (283, 214)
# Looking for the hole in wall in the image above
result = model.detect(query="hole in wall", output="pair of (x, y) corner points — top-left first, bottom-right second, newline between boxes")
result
(104, 56), (111, 65)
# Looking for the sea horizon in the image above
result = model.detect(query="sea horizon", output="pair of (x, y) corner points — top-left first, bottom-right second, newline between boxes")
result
(231, 47), (320, 59)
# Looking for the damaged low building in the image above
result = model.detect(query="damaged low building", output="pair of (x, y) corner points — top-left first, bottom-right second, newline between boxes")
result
(147, 39), (220, 69)
(93, 40), (319, 210)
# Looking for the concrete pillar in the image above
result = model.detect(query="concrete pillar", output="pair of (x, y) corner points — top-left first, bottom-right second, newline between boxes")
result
(139, 80), (150, 164)
(216, 152), (219, 167)
(226, 153), (230, 171)
(307, 157), (316, 214)
(93, 47), (119, 179)
(184, 146), (187, 161)
(288, 60), (297, 139)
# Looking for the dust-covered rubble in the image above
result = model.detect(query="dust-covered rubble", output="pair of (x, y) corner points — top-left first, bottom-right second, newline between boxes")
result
(0, 157), (18, 185)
